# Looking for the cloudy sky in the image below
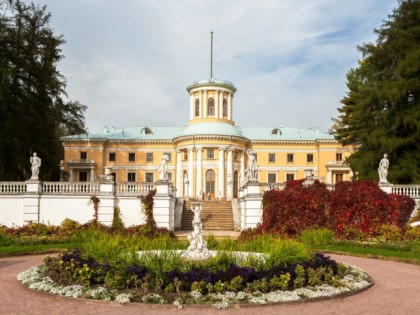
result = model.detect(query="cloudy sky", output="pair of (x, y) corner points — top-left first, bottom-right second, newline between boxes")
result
(31, 0), (398, 134)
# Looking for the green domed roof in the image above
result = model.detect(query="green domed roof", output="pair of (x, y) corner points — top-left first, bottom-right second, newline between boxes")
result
(179, 122), (244, 137)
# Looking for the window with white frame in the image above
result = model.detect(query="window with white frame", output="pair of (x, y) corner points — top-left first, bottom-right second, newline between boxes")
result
(287, 153), (294, 163)
(268, 174), (276, 183)
(286, 173), (295, 181)
(127, 172), (136, 182)
(145, 172), (154, 183)
(146, 153), (153, 162)
(207, 149), (215, 159)
(269, 153), (276, 163)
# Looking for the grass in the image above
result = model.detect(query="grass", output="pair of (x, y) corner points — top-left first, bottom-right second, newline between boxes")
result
(311, 239), (420, 265)
(0, 243), (80, 257)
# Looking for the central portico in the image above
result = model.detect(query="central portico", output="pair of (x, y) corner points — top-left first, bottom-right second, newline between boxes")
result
(174, 78), (249, 199)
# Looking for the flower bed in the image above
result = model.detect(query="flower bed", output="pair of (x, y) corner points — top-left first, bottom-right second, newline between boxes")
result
(17, 249), (372, 309)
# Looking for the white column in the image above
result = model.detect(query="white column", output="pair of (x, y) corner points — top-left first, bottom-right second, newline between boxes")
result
(227, 93), (232, 120)
(196, 146), (203, 198)
(188, 147), (194, 197)
(176, 150), (182, 197)
(199, 90), (203, 118)
(203, 90), (208, 118)
(189, 93), (194, 120)
(218, 146), (225, 198)
(227, 148), (233, 200)
(215, 90), (219, 119)
(327, 170), (332, 185)
(240, 150), (245, 182)
(69, 169), (74, 182)
(90, 168), (95, 182)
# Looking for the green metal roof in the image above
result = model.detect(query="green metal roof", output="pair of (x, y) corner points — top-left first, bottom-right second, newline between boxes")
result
(62, 124), (334, 142)
(179, 122), (244, 138)
(241, 127), (334, 141)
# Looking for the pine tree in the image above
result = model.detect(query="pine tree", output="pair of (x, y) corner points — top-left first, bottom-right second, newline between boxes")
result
(0, 0), (86, 180)
(333, 0), (420, 184)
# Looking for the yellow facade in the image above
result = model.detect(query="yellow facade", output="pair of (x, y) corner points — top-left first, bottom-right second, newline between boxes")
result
(62, 78), (355, 198)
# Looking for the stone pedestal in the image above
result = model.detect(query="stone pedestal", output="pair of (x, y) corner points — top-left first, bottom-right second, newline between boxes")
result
(23, 180), (42, 224)
(241, 182), (263, 229)
(379, 182), (393, 194)
(153, 180), (175, 230)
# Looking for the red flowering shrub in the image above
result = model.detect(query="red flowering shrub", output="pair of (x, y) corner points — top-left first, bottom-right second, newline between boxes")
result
(260, 180), (329, 236)
(256, 180), (414, 240)
(326, 181), (414, 238)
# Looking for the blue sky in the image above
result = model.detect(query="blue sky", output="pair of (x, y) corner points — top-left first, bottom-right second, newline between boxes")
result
(31, 0), (398, 133)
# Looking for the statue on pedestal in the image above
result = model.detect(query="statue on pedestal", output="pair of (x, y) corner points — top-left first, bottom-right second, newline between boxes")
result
(245, 149), (259, 183)
(378, 154), (389, 183)
(30, 152), (41, 180)
(183, 202), (211, 260)
(158, 154), (169, 181)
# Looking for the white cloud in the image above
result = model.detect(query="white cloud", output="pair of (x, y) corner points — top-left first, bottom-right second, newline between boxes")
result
(31, 0), (398, 133)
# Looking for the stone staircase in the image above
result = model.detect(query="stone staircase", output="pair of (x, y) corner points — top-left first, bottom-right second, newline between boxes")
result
(181, 200), (234, 231)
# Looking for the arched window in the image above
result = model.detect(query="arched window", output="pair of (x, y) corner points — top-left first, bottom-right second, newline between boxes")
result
(195, 99), (200, 117)
(208, 98), (215, 116)
(222, 98), (227, 117)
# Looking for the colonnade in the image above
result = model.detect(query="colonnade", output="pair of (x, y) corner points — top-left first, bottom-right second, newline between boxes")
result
(175, 145), (246, 199)
(189, 90), (233, 120)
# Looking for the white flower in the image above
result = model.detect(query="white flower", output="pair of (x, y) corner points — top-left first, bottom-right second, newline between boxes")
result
(190, 290), (203, 300)
(212, 300), (229, 309)
(115, 293), (132, 304)
(173, 299), (183, 309)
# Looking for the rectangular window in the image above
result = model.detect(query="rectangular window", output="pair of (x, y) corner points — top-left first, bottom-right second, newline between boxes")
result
(146, 153), (154, 162)
(80, 152), (87, 160)
(127, 172), (136, 182)
(253, 153), (258, 162)
(111, 172), (116, 182)
(145, 172), (154, 183)
(167, 173), (172, 181)
(269, 153), (276, 163)
(335, 173), (344, 183)
(183, 151), (188, 160)
(307, 154), (314, 163)
(336, 153), (343, 161)
(79, 171), (87, 182)
(268, 174), (276, 183)
(128, 153), (136, 162)
(207, 149), (214, 159)
(287, 153), (294, 163)
(164, 153), (172, 162)
(286, 173), (295, 181)
(109, 153), (116, 162)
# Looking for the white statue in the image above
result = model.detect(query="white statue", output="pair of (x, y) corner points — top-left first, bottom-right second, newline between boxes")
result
(183, 202), (210, 260)
(245, 149), (259, 183)
(378, 154), (389, 183)
(158, 154), (169, 180)
(30, 152), (41, 180)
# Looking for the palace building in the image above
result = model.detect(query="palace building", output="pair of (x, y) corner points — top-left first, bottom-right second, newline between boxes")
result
(61, 77), (354, 200)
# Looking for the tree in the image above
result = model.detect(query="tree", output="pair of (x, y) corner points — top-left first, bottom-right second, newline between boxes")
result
(0, 0), (86, 181)
(332, 0), (420, 184)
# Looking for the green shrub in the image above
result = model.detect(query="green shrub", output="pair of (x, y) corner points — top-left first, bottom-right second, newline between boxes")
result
(112, 207), (125, 230)
(0, 230), (13, 246)
(299, 228), (336, 245)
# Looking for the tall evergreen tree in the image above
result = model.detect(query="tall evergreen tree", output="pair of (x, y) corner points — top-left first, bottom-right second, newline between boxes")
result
(0, 0), (86, 181)
(332, 0), (420, 184)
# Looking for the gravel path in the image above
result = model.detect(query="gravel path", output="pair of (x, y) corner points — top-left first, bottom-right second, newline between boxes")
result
(1, 253), (419, 315)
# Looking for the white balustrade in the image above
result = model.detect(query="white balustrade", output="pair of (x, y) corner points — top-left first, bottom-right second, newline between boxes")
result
(392, 185), (420, 197)
(116, 182), (155, 195)
(42, 182), (100, 194)
(0, 182), (27, 194)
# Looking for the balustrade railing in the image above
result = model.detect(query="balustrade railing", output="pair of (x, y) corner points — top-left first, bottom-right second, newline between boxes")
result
(43, 182), (100, 194)
(0, 182), (27, 194)
(392, 185), (420, 197)
(260, 183), (285, 192)
(116, 182), (155, 196)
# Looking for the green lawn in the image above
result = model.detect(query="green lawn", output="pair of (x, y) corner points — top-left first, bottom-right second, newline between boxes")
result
(0, 243), (80, 257)
(311, 242), (420, 265)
